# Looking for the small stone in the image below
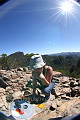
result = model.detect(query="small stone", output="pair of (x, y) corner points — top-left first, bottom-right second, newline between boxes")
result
(0, 88), (5, 93)
(13, 90), (23, 98)
(50, 102), (57, 111)
(6, 86), (12, 91)
(61, 95), (71, 100)
(50, 95), (55, 101)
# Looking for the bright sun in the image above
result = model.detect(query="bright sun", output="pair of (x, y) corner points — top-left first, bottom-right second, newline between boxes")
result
(61, 1), (72, 12)
(51, 0), (78, 22)
(60, 1), (73, 14)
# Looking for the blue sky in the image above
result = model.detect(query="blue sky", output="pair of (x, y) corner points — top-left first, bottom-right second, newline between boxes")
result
(0, 0), (80, 55)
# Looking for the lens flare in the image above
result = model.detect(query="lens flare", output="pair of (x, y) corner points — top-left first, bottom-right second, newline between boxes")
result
(60, 0), (73, 15)
(49, 0), (78, 25)
(70, 0), (80, 6)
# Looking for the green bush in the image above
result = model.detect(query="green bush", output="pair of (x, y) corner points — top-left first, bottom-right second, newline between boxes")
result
(6, 93), (14, 102)
(26, 80), (33, 88)
(23, 67), (27, 72)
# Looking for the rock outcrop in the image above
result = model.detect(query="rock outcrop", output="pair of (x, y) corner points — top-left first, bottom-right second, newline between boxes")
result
(0, 68), (80, 120)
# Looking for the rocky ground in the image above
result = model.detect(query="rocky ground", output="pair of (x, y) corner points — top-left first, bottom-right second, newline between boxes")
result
(0, 68), (80, 120)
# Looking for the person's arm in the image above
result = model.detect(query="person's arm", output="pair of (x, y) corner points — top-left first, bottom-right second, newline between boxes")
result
(32, 70), (49, 86)
(46, 66), (53, 83)
(39, 73), (49, 86)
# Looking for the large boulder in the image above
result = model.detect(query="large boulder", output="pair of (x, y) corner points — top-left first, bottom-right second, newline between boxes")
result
(56, 97), (80, 116)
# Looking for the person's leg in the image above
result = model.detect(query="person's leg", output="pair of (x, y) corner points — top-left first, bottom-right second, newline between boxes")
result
(41, 80), (55, 100)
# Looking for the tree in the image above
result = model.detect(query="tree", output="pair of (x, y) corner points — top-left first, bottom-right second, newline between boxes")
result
(65, 56), (74, 67)
(53, 56), (61, 65)
(0, 54), (9, 70)
(77, 58), (80, 68)
(70, 66), (76, 73)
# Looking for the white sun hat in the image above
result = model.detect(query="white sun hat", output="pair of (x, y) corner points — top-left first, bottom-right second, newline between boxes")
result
(30, 54), (46, 69)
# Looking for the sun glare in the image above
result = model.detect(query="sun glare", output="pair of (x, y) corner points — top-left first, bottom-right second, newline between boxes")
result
(50, 0), (78, 24)
(61, 1), (72, 12)
(60, 1), (73, 14)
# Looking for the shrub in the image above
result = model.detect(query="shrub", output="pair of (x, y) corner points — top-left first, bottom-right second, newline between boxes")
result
(6, 93), (14, 102)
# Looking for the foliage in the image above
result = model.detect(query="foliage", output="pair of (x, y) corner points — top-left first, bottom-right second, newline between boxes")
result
(0, 54), (10, 70)
(77, 58), (80, 68)
(23, 67), (27, 72)
(26, 80), (33, 88)
(6, 93), (14, 102)
(0, 51), (80, 78)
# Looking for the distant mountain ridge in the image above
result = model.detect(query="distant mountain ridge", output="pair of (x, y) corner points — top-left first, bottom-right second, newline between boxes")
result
(1, 51), (80, 78)
(49, 52), (80, 56)
(8, 52), (24, 61)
